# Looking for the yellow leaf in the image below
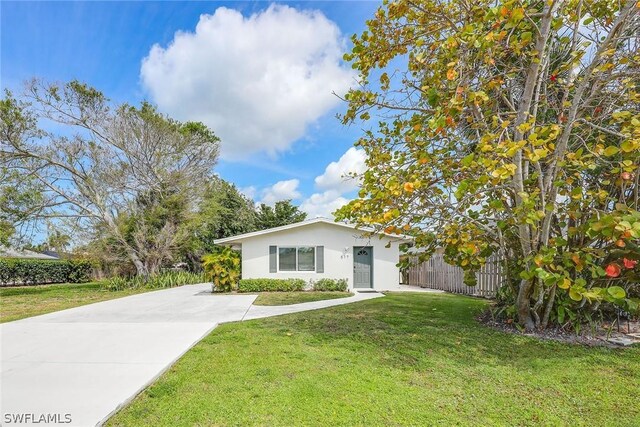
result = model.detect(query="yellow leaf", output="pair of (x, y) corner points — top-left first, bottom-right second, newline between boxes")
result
(621, 140), (637, 152)
(559, 278), (571, 289)
(603, 146), (619, 156)
(516, 122), (532, 133)
(446, 68), (457, 80)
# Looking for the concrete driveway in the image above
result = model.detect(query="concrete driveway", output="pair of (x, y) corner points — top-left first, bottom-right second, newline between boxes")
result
(0, 283), (256, 426)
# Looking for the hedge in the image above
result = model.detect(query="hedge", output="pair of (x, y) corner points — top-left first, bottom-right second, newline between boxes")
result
(313, 278), (348, 292)
(0, 258), (93, 286)
(238, 278), (306, 292)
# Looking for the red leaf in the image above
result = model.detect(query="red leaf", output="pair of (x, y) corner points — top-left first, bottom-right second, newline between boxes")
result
(605, 263), (621, 277)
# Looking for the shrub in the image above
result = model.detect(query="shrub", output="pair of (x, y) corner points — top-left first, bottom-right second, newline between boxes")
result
(0, 258), (93, 286)
(313, 278), (349, 292)
(102, 276), (130, 291)
(202, 248), (241, 292)
(102, 271), (207, 291)
(238, 278), (306, 293)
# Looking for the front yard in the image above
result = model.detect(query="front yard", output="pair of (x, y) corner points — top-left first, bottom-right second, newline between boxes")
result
(0, 282), (150, 322)
(107, 292), (640, 426)
(253, 291), (353, 306)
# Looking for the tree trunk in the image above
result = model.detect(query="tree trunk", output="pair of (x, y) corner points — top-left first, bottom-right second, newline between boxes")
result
(541, 285), (557, 329)
(127, 249), (149, 278)
(516, 278), (535, 330)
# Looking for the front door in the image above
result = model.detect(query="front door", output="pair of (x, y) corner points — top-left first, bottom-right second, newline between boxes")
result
(353, 246), (373, 288)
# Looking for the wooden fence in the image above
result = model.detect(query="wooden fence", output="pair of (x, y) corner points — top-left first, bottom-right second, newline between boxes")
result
(403, 253), (505, 298)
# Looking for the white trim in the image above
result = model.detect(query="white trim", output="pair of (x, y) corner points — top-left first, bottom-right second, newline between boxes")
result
(214, 217), (413, 245)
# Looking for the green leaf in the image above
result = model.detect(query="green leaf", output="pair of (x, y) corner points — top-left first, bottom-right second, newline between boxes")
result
(603, 146), (619, 156)
(607, 286), (626, 299)
(569, 288), (583, 301)
(427, 88), (439, 107)
(557, 305), (565, 323)
(461, 153), (474, 167)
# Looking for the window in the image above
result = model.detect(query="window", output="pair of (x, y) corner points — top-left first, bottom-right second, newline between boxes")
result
(278, 247), (297, 271)
(297, 247), (315, 271)
(278, 246), (316, 272)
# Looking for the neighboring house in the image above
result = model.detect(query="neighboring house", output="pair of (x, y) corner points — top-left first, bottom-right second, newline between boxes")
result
(214, 217), (412, 291)
(40, 250), (62, 259)
(0, 246), (60, 260)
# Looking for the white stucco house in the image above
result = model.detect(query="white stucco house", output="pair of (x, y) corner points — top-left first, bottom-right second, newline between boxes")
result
(214, 217), (412, 291)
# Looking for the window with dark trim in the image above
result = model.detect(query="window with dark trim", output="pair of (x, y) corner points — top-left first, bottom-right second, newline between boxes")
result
(278, 246), (315, 271)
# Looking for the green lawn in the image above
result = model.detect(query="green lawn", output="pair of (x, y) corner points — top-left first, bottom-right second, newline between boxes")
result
(0, 282), (150, 323)
(107, 293), (639, 426)
(254, 291), (353, 306)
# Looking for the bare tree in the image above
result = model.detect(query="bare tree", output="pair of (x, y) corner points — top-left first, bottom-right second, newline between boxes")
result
(0, 80), (220, 276)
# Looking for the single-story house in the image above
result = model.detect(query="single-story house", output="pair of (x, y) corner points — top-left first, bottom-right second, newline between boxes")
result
(214, 217), (412, 291)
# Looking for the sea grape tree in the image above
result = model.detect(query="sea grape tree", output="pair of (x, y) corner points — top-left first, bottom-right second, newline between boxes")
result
(337, 0), (640, 329)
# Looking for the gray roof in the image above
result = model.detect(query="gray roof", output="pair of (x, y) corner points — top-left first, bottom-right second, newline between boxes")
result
(0, 246), (60, 260)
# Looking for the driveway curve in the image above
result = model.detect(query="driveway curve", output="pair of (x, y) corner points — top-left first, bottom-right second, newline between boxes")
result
(1, 283), (256, 426)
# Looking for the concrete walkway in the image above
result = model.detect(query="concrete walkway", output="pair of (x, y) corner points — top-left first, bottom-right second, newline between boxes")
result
(0, 283), (385, 426)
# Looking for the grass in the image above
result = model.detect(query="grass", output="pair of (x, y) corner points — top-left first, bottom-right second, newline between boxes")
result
(0, 282), (150, 323)
(107, 292), (639, 426)
(253, 291), (353, 306)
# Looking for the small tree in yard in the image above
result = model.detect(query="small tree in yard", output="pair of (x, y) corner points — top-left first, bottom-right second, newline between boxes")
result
(203, 247), (241, 292)
(337, 0), (639, 329)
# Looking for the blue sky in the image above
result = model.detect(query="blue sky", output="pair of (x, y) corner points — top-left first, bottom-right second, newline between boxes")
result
(1, 1), (380, 217)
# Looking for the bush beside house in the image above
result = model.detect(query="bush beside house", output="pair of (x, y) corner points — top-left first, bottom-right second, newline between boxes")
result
(238, 278), (306, 292)
(237, 277), (350, 293)
(203, 248), (241, 292)
(313, 278), (348, 292)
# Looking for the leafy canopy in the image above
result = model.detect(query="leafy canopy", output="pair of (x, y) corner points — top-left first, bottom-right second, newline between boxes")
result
(337, 0), (640, 329)
(254, 200), (307, 230)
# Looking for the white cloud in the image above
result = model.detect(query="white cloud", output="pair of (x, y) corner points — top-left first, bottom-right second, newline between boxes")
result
(296, 147), (365, 218)
(245, 147), (364, 217)
(239, 186), (257, 200)
(314, 147), (366, 193)
(259, 179), (301, 205)
(300, 190), (349, 218)
(140, 5), (353, 160)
